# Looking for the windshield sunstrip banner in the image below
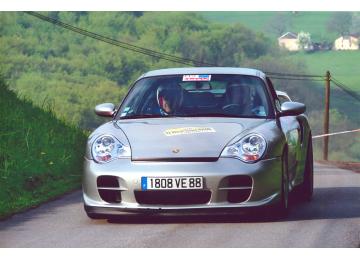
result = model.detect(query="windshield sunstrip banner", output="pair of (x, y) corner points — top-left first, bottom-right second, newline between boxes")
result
(182, 74), (211, 81)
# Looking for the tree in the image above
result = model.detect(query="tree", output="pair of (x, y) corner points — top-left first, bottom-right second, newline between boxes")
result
(350, 12), (360, 35)
(326, 12), (352, 36)
(297, 31), (312, 50)
(266, 13), (292, 36)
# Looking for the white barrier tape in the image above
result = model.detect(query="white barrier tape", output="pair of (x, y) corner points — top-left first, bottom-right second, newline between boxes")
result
(312, 129), (360, 139)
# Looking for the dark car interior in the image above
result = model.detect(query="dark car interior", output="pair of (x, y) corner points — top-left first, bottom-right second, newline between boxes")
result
(118, 75), (271, 118)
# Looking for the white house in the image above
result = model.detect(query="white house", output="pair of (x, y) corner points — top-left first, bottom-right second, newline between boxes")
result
(278, 32), (300, 51)
(334, 35), (359, 50)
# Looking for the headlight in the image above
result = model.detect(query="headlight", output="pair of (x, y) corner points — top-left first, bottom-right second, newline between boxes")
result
(221, 134), (267, 163)
(91, 135), (131, 163)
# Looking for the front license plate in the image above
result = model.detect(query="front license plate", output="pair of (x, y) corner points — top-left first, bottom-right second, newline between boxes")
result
(141, 176), (203, 190)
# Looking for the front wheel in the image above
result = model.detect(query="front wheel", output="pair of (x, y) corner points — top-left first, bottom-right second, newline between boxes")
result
(268, 150), (290, 219)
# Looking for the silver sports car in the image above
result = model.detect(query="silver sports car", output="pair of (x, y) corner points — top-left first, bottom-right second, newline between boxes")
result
(83, 67), (313, 219)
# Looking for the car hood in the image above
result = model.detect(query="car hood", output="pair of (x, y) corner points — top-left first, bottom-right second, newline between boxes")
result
(115, 117), (268, 160)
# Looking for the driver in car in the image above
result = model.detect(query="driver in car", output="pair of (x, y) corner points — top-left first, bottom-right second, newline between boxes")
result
(223, 82), (252, 115)
(156, 82), (184, 116)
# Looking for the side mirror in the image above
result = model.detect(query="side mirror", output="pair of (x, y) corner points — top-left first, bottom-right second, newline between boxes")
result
(280, 102), (306, 116)
(95, 103), (116, 117)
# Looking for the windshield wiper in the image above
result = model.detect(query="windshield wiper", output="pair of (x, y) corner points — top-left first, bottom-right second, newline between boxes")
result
(119, 114), (163, 120)
(119, 114), (181, 119)
(188, 113), (267, 118)
(119, 113), (266, 119)
(187, 113), (240, 118)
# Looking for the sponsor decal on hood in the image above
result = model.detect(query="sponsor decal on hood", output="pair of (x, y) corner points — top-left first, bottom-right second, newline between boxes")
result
(164, 127), (216, 136)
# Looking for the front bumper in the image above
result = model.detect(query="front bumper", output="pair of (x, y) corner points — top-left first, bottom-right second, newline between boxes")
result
(83, 157), (282, 215)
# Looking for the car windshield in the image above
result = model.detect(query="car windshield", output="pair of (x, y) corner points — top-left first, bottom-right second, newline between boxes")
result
(117, 74), (272, 119)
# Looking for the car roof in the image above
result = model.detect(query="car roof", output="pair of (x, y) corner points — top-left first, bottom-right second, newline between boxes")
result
(138, 67), (266, 80)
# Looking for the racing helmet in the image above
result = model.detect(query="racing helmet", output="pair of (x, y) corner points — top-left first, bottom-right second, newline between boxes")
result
(156, 82), (184, 114)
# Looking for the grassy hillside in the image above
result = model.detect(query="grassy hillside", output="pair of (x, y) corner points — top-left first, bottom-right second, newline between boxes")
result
(200, 12), (337, 41)
(200, 12), (276, 32)
(290, 51), (360, 92)
(0, 78), (87, 219)
(0, 12), (271, 129)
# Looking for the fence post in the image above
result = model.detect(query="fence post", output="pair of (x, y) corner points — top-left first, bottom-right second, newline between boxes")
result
(323, 71), (331, 161)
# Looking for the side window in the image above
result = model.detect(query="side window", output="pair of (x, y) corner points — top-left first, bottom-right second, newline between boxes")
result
(275, 98), (281, 111)
(266, 77), (281, 112)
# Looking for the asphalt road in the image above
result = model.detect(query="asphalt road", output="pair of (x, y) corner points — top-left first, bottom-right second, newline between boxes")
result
(1, 162), (359, 248)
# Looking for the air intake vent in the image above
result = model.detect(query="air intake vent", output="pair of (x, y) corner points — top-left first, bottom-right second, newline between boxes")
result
(98, 189), (122, 203)
(134, 190), (211, 205)
(227, 175), (252, 188)
(219, 176), (252, 203)
(227, 189), (251, 203)
(97, 176), (122, 203)
(97, 176), (119, 188)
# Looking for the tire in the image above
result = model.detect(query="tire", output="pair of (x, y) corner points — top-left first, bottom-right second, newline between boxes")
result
(298, 136), (314, 202)
(268, 149), (290, 219)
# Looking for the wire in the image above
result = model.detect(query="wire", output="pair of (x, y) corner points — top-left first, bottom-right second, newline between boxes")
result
(331, 77), (360, 102)
(24, 11), (216, 67)
(266, 72), (324, 78)
(25, 11), (196, 66)
(269, 76), (325, 81)
(312, 128), (360, 139)
(24, 12), (334, 81)
(332, 77), (355, 91)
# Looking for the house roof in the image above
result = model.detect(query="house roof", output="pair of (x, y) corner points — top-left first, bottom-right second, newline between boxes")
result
(336, 35), (359, 40)
(278, 32), (298, 40)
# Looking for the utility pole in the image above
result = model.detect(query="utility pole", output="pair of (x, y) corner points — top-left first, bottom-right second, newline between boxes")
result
(323, 71), (331, 161)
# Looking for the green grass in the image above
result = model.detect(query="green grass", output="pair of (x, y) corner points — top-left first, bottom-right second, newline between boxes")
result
(200, 12), (276, 32)
(289, 51), (360, 92)
(0, 78), (87, 219)
(289, 12), (336, 41)
(200, 12), (337, 41)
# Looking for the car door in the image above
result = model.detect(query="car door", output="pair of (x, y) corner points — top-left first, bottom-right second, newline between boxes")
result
(279, 115), (301, 186)
(266, 79), (300, 187)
